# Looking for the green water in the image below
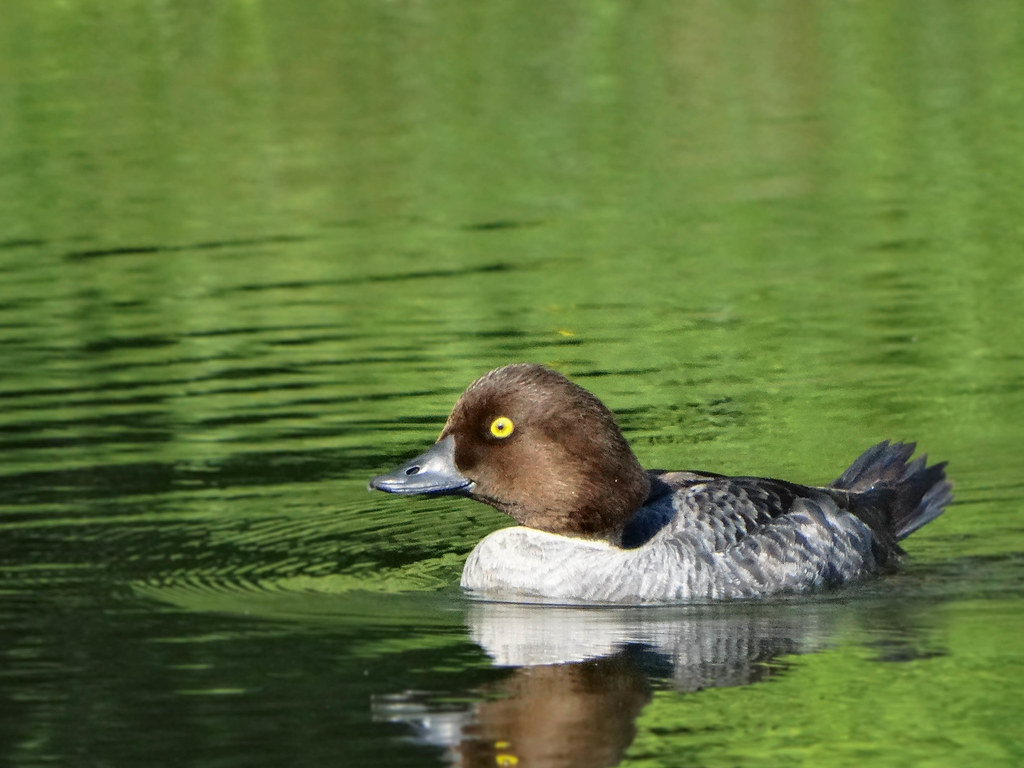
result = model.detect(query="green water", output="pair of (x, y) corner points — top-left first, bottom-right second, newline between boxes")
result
(1, 2), (1023, 766)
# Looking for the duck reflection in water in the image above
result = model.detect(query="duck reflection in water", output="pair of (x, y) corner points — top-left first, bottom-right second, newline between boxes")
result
(374, 599), (842, 768)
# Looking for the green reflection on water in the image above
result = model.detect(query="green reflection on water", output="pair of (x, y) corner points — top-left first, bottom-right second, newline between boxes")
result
(626, 599), (1024, 767)
(1, 1), (1023, 767)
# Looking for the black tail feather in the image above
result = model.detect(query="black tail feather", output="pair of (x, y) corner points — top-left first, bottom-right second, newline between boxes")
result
(830, 440), (953, 542)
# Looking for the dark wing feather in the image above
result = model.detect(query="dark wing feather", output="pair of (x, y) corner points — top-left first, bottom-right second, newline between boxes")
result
(681, 477), (815, 552)
(644, 473), (844, 553)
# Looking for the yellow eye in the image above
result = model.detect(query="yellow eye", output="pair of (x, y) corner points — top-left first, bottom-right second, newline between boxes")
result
(489, 416), (515, 439)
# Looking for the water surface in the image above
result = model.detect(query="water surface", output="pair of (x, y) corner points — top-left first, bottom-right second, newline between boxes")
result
(1, 2), (1023, 766)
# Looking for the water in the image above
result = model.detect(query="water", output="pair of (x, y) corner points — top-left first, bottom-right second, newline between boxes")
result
(2, 2), (1023, 766)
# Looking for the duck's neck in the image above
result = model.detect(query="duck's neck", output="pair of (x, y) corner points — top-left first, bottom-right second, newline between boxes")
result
(513, 454), (652, 545)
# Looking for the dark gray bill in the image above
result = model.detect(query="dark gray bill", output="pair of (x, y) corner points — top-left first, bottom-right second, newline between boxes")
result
(368, 435), (472, 496)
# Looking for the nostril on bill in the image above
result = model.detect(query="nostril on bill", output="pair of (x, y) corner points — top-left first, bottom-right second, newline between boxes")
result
(405, 466), (420, 476)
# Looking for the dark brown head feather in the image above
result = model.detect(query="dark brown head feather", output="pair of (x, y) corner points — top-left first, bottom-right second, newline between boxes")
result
(440, 364), (650, 542)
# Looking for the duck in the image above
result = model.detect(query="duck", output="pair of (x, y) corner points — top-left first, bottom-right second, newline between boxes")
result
(369, 364), (952, 604)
